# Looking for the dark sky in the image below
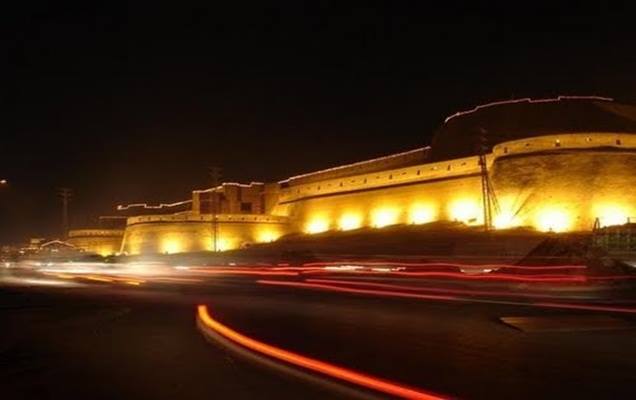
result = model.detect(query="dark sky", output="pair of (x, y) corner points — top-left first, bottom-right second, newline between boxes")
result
(2, 2), (636, 242)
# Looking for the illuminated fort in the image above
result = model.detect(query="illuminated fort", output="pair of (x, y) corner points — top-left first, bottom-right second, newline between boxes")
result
(73, 96), (636, 255)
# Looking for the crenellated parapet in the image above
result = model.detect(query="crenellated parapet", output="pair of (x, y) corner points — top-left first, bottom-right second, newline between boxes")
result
(126, 213), (289, 226)
(277, 154), (486, 205)
(492, 133), (636, 159)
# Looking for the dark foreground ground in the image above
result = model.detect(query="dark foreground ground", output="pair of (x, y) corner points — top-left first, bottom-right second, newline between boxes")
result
(1, 268), (635, 399)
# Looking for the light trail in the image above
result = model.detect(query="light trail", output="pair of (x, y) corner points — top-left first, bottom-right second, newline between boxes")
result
(269, 266), (326, 272)
(43, 272), (145, 286)
(196, 305), (445, 400)
(85, 275), (114, 283)
(302, 261), (587, 271)
(305, 278), (585, 300)
(188, 268), (299, 277)
(54, 273), (76, 279)
(531, 301), (636, 314)
(588, 275), (636, 281)
(299, 269), (589, 283)
(385, 271), (587, 283)
(0, 276), (82, 287)
(257, 280), (636, 314)
(150, 277), (204, 283)
(259, 279), (468, 301)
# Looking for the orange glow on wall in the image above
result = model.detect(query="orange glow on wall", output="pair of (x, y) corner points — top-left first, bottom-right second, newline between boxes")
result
(448, 198), (480, 225)
(96, 246), (116, 257)
(305, 217), (329, 234)
(492, 196), (523, 229)
(409, 203), (437, 225)
(534, 207), (571, 232)
(256, 229), (281, 243)
(161, 237), (183, 254)
(493, 210), (517, 229)
(338, 212), (363, 231)
(209, 237), (233, 252)
(593, 203), (631, 227)
(371, 207), (400, 228)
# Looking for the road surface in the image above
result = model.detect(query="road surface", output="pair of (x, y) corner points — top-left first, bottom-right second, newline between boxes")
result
(1, 265), (635, 399)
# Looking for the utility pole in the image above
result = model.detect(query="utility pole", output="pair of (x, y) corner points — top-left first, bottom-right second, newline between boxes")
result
(477, 134), (499, 232)
(208, 167), (222, 252)
(57, 187), (73, 239)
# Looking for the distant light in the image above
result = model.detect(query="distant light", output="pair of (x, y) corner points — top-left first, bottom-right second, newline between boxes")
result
(0, 179), (7, 185)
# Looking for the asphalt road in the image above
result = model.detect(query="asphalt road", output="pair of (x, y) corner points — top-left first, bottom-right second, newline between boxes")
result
(1, 268), (635, 399)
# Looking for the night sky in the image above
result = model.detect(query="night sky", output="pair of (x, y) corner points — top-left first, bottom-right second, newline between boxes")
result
(2, 2), (636, 242)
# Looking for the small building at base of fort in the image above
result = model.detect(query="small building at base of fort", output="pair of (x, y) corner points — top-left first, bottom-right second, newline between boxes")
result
(83, 97), (636, 255)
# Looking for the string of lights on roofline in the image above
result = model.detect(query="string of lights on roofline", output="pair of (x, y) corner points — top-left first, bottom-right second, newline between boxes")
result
(281, 96), (616, 184)
(443, 95), (614, 124)
(116, 183), (266, 210)
(116, 200), (193, 211)
(193, 182), (265, 193)
(279, 147), (429, 184)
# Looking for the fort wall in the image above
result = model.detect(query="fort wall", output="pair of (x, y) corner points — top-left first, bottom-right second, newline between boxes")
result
(67, 229), (125, 256)
(273, 155), (485, 233)
(120, 214), (289, 255)
(117, 132), (636, 254)
(490, 133), (636, 231)
(276, 133), (636, 235)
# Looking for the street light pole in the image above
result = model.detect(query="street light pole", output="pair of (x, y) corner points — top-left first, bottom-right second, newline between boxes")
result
(477, 133), (499, 232)
(208, 167), (222, 252)
(57, 188), (73, 239)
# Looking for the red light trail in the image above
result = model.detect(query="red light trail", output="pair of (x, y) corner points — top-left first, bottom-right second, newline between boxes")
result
(385, 271), (587, 282)
(197, 305), (445, 400)
(188, 268), (299, 277)
(297, 269), (590, 283)
(302, 261), (588, 271)
(257, 280), (636, 314)
(304, 278), (581, 300)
